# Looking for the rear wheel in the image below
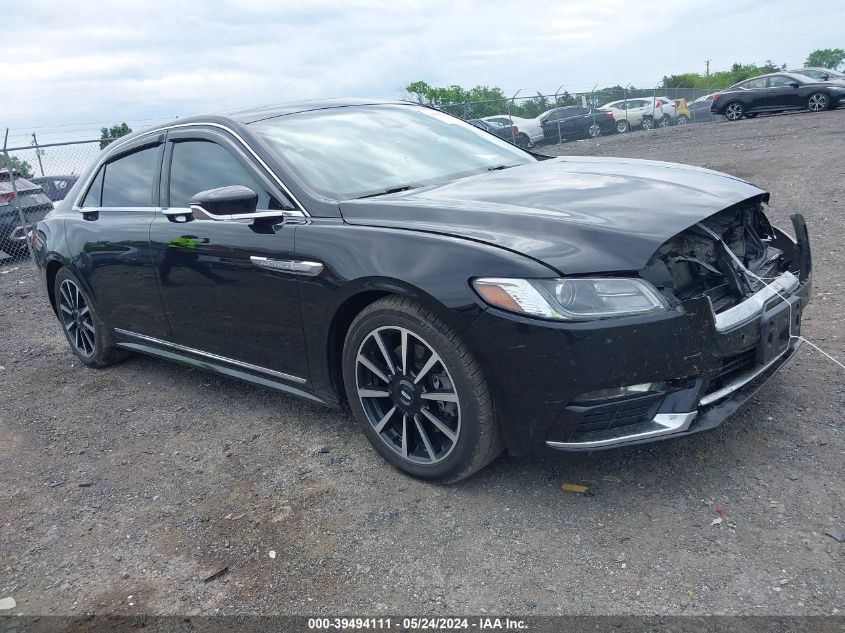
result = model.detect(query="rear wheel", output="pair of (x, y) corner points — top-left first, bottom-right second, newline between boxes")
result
(587, 123), (602, 138)
(515, 133), (530, 148)
(807, 92), (828, 112)
(54, 268), (129, 368)
(658, 116), (671, 128)
(615, 119), (630, 134)
(641, 116), (654, 130)
(342, 296), (503, 482)
(676, 115), (688, 125)
(725, 102), (744, 120)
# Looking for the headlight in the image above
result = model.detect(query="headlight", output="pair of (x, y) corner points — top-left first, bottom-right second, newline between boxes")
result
(472, 277), (669, 320)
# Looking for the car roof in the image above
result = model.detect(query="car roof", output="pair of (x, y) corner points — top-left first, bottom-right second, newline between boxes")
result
(227, 98), (410, 124)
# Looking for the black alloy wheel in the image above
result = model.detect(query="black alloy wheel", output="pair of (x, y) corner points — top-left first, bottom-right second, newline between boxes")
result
(343, 296), (503, 482)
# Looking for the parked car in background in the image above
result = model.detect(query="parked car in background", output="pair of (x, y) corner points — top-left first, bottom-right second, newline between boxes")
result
(468, 118), (529, 147)
(30, 175), (80, 202)
(788, 67), (845, 83)
(711, 72), (845, 120)
(31, 100), (812, 482)
(600, 98), (663, 132)
(540, 107), (616, 142)
(655, 97), (678, 126)
(673, 98), (691, 124)
(688, 94), (716, 122)
(481, 115), (543, 147)
(0, 169), (53, 258)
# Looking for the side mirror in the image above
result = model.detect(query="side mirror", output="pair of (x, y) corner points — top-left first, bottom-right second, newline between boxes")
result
(789, 82), (800, 89)
(190, 185), (258, 221)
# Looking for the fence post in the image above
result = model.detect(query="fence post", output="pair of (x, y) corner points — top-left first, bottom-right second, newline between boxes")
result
(3, 128), (37, 262)
(32, 132), (45, 177)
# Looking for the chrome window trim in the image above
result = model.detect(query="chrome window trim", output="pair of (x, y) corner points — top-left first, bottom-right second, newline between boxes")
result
(113, 328), (307, 384)
(72, 122), (308, 216)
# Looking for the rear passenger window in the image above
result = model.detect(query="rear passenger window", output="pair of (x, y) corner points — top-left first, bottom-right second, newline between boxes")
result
(101, 146), (159, 207)
(81, 168), (104, 208)
(168, 140), (279, 209)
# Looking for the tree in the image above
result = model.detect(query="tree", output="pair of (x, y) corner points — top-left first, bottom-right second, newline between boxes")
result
(100, 122), (133, 149)
(805, 48), (845, 70)
(0, 155), (33, 179)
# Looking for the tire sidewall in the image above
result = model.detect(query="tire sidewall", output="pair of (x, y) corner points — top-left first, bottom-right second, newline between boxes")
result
(54, 267), (113, 367)
(808, 93), (827, 111)
(342, 304), (489, 481)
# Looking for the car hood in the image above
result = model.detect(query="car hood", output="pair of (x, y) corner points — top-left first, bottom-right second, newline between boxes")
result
(339, 156), (767, 274)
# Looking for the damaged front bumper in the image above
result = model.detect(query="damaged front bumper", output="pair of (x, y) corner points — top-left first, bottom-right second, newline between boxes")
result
(461, 214), (812, 458)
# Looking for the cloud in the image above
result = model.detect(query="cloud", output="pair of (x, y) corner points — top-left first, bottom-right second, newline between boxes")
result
(3, 0), (844, 143)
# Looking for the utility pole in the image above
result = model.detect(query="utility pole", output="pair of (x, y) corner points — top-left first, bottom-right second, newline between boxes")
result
(705, 59), (711, 91)
(32, 132), (45, 177)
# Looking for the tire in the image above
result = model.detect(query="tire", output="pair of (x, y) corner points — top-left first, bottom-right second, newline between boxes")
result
(587, 123), (602, 138)
(658, 116), (671, 128)
(53, 267), (130, 368)
(615, 119), (630, 134)
(676, 115), (688, 125)
(724, 101), (744, 120)
(641, 116), (654, 130)
(342, 296), (503, 483)
(515, 133), (530, 148)
(807, 92), (828, 112)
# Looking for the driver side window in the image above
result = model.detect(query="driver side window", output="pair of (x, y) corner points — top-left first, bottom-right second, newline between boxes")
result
(167, 140), (284, 210)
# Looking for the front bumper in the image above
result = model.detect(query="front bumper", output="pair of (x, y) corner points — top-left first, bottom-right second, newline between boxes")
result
(461, 225), (812, 458)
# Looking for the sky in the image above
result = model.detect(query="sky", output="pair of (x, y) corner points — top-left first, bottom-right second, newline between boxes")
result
(3, 0), (844, 147)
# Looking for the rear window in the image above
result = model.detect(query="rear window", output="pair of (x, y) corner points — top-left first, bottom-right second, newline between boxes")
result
(101, 146), (159, 208)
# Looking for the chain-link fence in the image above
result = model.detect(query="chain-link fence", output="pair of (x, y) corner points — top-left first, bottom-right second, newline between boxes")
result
(1, 136), (110, 264)
(437, 86), (718, 147)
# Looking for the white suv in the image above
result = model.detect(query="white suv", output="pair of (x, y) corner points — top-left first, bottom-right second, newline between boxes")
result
(601, 98), (665, 133)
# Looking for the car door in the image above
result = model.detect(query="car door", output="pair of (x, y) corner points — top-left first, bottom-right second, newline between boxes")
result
(148, 127), (310, 381)
(739, 77), (768, 111)
(69, 136), (169, 338)
(764, 75), (803, 109)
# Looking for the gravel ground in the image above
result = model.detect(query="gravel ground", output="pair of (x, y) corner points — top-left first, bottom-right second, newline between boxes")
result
(1, 109), (844, 618)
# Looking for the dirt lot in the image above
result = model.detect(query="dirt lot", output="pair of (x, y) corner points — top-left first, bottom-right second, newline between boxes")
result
(1, 110), (843, 617)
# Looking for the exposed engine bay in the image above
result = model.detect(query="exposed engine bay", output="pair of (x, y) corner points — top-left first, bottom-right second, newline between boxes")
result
(641, 197), (808, 314)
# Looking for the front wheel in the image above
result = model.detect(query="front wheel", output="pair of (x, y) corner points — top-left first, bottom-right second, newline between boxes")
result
(343, 296), (503, 482)
(807, 92), (828, 112)
(724, 101), (744, 120)
(54, 267), (129, 368)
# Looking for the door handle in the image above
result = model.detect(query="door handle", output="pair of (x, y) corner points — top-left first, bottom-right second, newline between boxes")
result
(162, 208), (193, 223)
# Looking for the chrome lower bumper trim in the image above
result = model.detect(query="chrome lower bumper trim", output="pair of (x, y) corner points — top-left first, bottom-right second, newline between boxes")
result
(545, 411), (698, 449)
(699, 341), (798, 407)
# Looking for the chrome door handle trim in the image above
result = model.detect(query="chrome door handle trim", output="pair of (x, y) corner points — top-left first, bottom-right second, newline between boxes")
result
(250, 256), (323, 276)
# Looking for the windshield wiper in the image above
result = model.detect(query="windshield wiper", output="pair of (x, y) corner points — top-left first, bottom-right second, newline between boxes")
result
(356, 185), (417, 199)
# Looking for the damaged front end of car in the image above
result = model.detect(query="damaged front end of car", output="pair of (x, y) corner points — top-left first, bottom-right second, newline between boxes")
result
(542, 197), (812, 451)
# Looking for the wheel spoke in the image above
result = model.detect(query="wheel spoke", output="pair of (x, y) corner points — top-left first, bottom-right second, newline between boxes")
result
(64, 320), (74, 332)
(401, 415), (408, 457)
(414, 415), (436, 462)
(358, 388), (390, 399)
(80, 327), (95, 352)
(420, 407), (457, 443)
(60, 304), (72, 315)
(420, 390), (459, 403)
(357, 354), (390, 384)
(400, 329), (408, 374)
(79, 305), (89, 316)
(373, 331), (397, 375)
(74, 285), (81, 309)
(373, 405), (396, 433)
(413, 352), (441, 384)
(82, 321), (95, 334)
(60, 284), (73, 307)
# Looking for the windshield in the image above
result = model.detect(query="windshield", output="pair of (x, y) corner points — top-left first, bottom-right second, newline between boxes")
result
(250, 104), (534, 200)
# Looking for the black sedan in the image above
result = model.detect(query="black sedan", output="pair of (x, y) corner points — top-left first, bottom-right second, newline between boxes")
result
(1, 169), (53, 259)
(711, 72), (845, 120)
(540, 107), (616, 142)
(32, 100), (812, 482)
